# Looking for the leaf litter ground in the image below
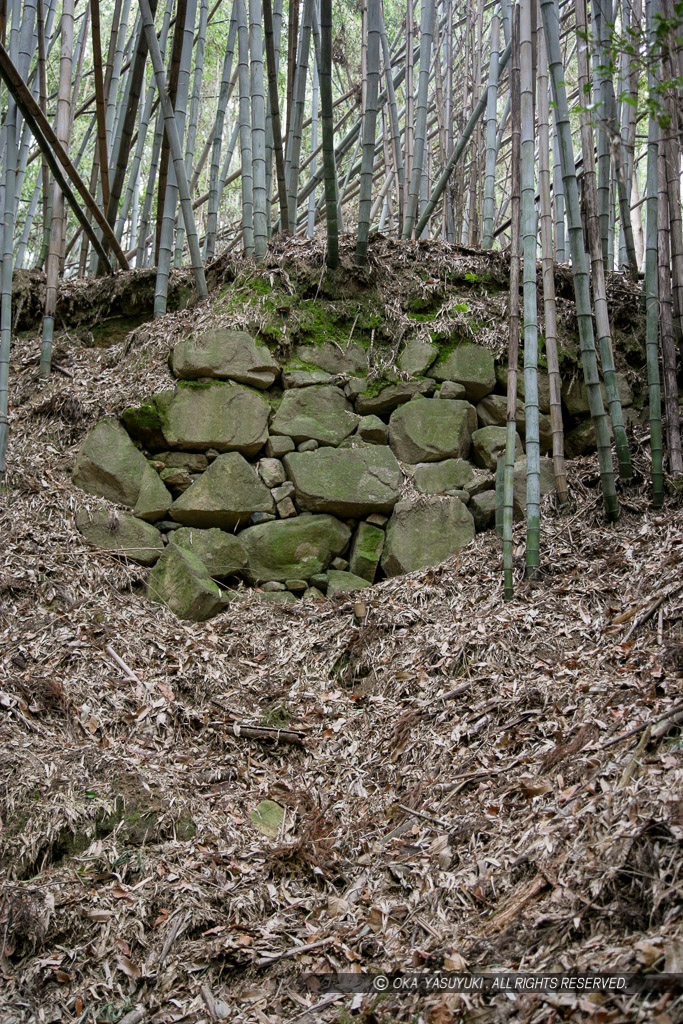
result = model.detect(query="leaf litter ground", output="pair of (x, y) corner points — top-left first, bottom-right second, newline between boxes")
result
(1, 241), (682, 1024)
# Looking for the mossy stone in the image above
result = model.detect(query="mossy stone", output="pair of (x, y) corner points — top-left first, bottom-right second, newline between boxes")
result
(160, 381), (269, 456)
(76, 509), (164, 566)
(121, 392), (174, 449)
(73, 418), (149, 506)
(170, 527), (247, 576)
(388, 399), (477, 463)
(133, 463), (173, 522)
(381, 496), (475, 577)
(397, 339), (439, 376)
(170, 452), (274, 529)
(326, 570), (372, 596)
(240, 514), (351, 583)
(413, 458), (475, 494)
(348, 522), (385, 582)
(471, 426), (524, 470)
(147, 544), (230, 621)
(172, 328), (279, 389)
(284, 446), (402, 517)
(270, 386), (360, 447)
(431, 343), (496, 401)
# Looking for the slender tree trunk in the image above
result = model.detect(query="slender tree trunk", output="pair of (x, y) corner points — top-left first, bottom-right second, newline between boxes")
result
(403, 0), (436, 237)
(644, 0), (663, 505)
(206, 1), (237, 260)
(536, 8), (567, 504)
(540, 0), (618, 521)
(249, 0), (267, 256)
(658, 149), (683, 475)
(40, 0), (74, 379)
(356, 0), (381, 264)
(482, 15), (500, 250)
(321, 0), (339, 267)
(236, 0), (254, 254)
(264, 0), (289, 233)
(503, 4), (521, 601)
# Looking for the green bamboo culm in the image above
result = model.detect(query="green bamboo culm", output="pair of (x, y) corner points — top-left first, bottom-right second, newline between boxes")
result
(249, 0), (268, 257)
(356, 0), (381, 265)
(520, 0), (540, 576)
(503, 4), (521, 602)
(540, 0), (619, 522)
(644, 0), (663, 505)
(236, 0), (254, 255)
(481, 14), (500, 250)
(320, 0), (339, 267)
(205, 2), (237, 261)
(402, 0), (435, 239)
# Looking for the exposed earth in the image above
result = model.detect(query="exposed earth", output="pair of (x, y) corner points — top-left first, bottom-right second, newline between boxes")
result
(1, 240), (682, 1023)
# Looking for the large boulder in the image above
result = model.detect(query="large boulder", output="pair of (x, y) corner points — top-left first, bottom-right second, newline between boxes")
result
(472, 425), (524, 470)
(169, 452), (273, 529)
(430, 343), (496, 401)
(381, 496), (475, 577)
(413, 458), (477, 494)
(270, 386), (359, 446)
(348, 522), (385, 582)
(171, 329), (279, 389)
(148, 544), (230, 621)
(121, 392), (173, 449)
(284, 446), (402, 516)
(73, 418), (149, 506)
(160, 382), (269, 455)
(240, 515), (351, 583)
(512, 456), (556, 520)
(133, 463), (173, 522)
(294, 342), (368, 376)
(397, 339), (438, 376)
(170, 527), (247, 577)
(388, 399), (477, 463)
(476, 394), (552, 452)
(76, 509), (164, 566)
(354, 379), (434, 416)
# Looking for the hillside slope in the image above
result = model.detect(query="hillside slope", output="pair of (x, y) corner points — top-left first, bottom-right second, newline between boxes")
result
(1, 241), (681, 1023)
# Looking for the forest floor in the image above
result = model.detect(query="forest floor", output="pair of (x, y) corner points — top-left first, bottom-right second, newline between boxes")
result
(1, 241), (682, 1024)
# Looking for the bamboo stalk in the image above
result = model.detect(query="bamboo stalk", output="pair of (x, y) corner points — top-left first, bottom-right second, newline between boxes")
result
(482, 14), (500, 249)
(249, 0), (267, 256)
(356, 0), (381, 264)
(644, 0), (663, 505)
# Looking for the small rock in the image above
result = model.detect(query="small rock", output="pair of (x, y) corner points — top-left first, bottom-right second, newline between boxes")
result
(133, 463), (173, 523)
(438, 381), (467, 400)
(251, 511), (277, 524)
(358, 415), (388, 444)
(271, 481), (295, 502)
(262, 581), (286, 591)
(349, 522), (385, 582)
(366, 513), (388, 528)
(258, 458), (286, 488)
(413, 458), (475, 495)
(310, 573), (329, 592)
(472, 426), (524, 471)
(282, 368), (332, 388)
(265, 435), (295, 458)
(276, 497), (297, 518)
(297, 439), (319, 452)
(206, 448), (220, 460)
(446, 488), (471, 504)
(259, 590), (297, 605)
(160, 467), (193, 489)
(286, 579), (308, 593)
(156, 520), (182, 531)
(330, 557), (349, 571)
(303, 586), (326, 602)
(326, 570), (372, 596)
(344, 377), (368, 399)
(156, 452), (209, 472)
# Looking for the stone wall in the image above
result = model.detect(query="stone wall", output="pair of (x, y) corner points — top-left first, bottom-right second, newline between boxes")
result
(72, 328), (633, 620)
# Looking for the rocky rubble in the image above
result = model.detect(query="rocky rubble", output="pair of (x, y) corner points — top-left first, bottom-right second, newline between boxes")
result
(71, 326), (621, 620)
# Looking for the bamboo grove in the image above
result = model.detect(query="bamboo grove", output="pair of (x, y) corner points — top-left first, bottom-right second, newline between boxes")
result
(0, 0), (682, 594)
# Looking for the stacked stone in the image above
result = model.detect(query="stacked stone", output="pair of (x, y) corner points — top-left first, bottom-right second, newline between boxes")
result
(73, 328), (565, 620)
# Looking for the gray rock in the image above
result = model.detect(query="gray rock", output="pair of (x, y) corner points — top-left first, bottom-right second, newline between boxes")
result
(262, 581), (286, 591)
(73, 418), (149, 506)
(303, 586), (326, 602)
(469, 490), (497, 532)
(171, 328), (279, 389)
(251, 512), (277, 524)
(310, 573), (329, 592)
(156, 520), (182, 531)
(156, 452), (209, 472)
(259, 590), (297, 605)
(281, 368), (332, 388)
(76, 509), (164, 566)
(326, 570), (372, 596)
(413, 458), (477, 495)
(445, 488), (470, 504)
(512, 456), (556, 519)
(271, 481), (295, 502)
(258, 458), (286, 487)
(349, 522), (385, 582)
(438, 380), (467, 400)
(170, 452), (274, 529)
(330, 557), (349, 571)
(388, 399), (477, 463)
(284, 445), (402, 517)
(240, 514), (351, 583)
(170, 527), (247, 577)
(562, 372), (633, 418)
(270, 386), (360, 447)
(476, 394), (552, 452)
(160, 467), (192, 490)
(147, 544), (230, 620)
(294, 342), (368, 376)
(397, 339), (438, 376)
(472, 426), (524, 470)
(160, 382), (270, 456)
(286, 579), (308, 593)
(366, 513), (388, 527)
(297, 439), (319, 452)
(265, 435), (295, 458)
(358, 415), (389, 444)
(276, 497), (297, 518)
(430, 343), (496, 400)
(354, 379), (434, 416)
(381, 496), (475, 577)
(121, 392), (174, 449)
(133, 463), (173, 522)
